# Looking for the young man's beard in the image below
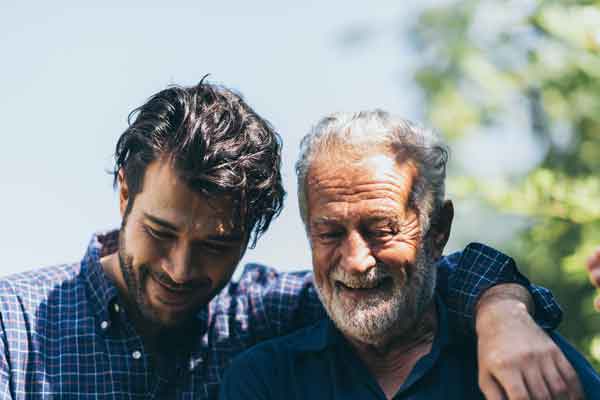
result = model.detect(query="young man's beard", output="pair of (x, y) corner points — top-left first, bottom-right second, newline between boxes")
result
(116, 221), (191, 332)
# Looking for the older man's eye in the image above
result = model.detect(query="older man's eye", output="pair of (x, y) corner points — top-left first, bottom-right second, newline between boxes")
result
(318, 231), (344, 241)
(367, 229), (394, 240)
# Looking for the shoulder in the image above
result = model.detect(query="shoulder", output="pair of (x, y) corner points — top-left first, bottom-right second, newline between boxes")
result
(550, 332), (600, 399)
(0, 263), (83, 318)
(228, 318), (327, 371)
(215, 262), (315, 311)
(245, 317), (327, 355)
(234, 263), (313, 290)
(221, 319), (328, 398)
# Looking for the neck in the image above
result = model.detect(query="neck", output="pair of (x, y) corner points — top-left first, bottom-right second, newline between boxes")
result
(345, 301), (438, 398)
(100, 253), (163, 348)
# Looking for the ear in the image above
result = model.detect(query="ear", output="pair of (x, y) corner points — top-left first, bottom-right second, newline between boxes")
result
(429, 200), (454, 260)
(118, 169), (129, 218)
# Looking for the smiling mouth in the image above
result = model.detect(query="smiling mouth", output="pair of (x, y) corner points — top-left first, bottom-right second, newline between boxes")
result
(149, 274), (207, 307)
(335, 277), (393, 293)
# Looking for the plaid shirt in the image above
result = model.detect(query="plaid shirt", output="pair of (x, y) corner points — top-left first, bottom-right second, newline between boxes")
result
(0, 231), (561, 399)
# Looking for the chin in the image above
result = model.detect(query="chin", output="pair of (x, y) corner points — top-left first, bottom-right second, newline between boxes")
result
(150, 310), (191, 329)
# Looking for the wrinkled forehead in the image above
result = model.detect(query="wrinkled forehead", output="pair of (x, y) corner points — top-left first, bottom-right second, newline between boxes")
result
(307, 143), (417, 185)
(306, 151), (418, 215)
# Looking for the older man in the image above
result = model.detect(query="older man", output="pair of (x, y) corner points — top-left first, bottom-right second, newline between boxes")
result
(221, 111), (600, 400)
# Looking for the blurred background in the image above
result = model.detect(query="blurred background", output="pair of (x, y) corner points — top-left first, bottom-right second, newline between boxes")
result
(1, 0), (598, 367)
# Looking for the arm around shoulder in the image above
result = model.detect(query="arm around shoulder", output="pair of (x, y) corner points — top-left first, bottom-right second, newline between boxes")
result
(440, 242), (562, 334)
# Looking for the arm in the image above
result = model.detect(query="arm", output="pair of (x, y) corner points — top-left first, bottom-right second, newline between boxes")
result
(587, 246), (600, 311)
(0, 313), (14, 399)
(231, 263), (324, 345)
(438, 242), (562, 333)
(475, 284), (582, 400)
(439, 243), (582, 400)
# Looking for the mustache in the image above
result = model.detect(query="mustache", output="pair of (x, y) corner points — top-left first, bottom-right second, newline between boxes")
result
(330, 263), (392, 287)
(144, 267), (210, 292)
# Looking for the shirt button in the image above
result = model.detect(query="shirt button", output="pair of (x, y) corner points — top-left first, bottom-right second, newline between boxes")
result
(132, 350), (142, 360)
(100, 321), (109, 330)
(113, 303), (120, 312)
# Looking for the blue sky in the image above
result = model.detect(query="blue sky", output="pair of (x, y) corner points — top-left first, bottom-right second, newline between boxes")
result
(0, 1), (446, 275)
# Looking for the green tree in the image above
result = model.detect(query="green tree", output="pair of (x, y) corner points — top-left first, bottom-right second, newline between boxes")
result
(412, 0), (600, 367)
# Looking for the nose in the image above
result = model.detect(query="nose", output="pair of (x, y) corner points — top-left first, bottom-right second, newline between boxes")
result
(338, 230), (376, 274)
(163, 242), (196, 284)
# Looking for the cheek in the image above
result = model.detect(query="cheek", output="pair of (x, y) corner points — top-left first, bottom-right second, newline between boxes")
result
(123, 222), (164, 264)
(311, 243), (335, 288)
(377, 236), (419, 262)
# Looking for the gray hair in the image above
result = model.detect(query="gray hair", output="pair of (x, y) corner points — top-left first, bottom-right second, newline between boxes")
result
(295, 110), (449, 236)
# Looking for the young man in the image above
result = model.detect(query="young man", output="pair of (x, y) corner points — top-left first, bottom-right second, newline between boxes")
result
(0, 83), (581, 399)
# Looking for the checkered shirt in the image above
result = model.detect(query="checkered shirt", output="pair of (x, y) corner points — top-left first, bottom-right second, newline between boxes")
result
(0, 231), (561, 399)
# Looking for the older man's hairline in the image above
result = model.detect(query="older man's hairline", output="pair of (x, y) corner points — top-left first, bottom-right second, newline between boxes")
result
(296, 110), (449, 238)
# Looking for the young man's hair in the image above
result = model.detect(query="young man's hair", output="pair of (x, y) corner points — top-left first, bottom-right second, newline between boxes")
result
(113, 78), (284, 246)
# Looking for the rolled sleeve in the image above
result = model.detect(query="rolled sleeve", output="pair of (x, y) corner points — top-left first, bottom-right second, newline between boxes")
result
(441, 242), (562, 334)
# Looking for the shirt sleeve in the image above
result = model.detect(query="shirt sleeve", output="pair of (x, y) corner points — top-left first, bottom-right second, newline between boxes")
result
(0, 313), (14, 399)
(439, 242), (563, 335)
(232, 264), (325, 344)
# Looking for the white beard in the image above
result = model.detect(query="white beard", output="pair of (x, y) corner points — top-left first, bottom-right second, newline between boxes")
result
(315, 244), (437, 345)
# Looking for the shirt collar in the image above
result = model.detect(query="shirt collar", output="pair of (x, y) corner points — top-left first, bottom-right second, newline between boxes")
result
(81, 230), (121, 326)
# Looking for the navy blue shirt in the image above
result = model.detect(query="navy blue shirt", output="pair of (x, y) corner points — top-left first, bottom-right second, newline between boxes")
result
(221, 297), (600, 400)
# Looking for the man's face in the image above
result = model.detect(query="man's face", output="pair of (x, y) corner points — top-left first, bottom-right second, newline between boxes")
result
(118, 159), (246, 329)
(307, 152), (449, 344)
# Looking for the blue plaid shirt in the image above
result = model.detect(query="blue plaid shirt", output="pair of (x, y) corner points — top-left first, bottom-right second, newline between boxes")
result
(0, 231), (561, 399)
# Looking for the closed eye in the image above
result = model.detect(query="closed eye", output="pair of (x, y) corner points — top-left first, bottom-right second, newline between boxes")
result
(317, 230), (345, 242)
(368, 230), (393, 238)
(363, 226), (397, 243)
(145, 226), (176, 241)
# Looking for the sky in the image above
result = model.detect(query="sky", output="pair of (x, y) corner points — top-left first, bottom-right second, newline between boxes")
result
(0, 0), (493, 276)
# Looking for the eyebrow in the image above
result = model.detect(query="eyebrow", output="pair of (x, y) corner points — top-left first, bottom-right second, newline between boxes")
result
(311, 212), (402, 227)
(205, 232), (244, 243)
(364, 213), (401, 223)
(144, 212), (244, 242)
(311, 216), (340, 226)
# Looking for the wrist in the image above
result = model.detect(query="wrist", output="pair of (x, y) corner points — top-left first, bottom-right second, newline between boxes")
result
(475, 284), (534, 336)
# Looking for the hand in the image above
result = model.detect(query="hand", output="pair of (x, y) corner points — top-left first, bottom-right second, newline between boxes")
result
(586, 246), (600, 311)
(475, 284), (583, 400)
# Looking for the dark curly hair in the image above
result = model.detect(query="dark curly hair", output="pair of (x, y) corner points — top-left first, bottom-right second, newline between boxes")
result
(113, 79), (285, 247)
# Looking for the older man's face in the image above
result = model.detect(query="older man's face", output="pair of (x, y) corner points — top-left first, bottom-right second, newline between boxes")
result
(306, 152), (449, 344)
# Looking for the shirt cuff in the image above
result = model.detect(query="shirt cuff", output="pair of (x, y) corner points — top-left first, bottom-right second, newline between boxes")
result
(445, 242), (563, 335)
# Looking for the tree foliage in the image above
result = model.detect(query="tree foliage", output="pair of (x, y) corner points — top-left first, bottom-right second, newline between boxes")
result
(412, 0), (600, 367)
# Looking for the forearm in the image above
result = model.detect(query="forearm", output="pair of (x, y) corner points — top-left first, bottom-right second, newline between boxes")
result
(474, 283), (583, 400)
(475, 283), (534, 336)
